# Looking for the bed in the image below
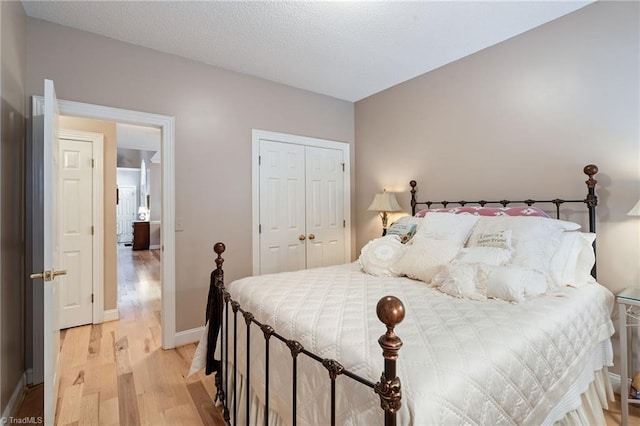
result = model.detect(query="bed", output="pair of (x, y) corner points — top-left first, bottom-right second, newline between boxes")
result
(195, 164), (615, 425)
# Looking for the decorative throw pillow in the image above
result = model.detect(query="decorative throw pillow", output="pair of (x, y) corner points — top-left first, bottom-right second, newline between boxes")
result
(358, 235), (407, 277)
(415, 206), (551, 218)
(474, 230), (513, 249)
(484, 266), (548, 303)
(390, 239), (462, 283)
(432, 263), (488, 301)
(467, 216), (580, 287)
(391, 213), (481, 283)
(386, 222), (418, 243)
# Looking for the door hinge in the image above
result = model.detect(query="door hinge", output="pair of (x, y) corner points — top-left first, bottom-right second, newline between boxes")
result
(91, 226), (94, 235)
(91, 294), (94, 303)
(259, 155), (262, 166)
(341, 163), (345, 172)
(91, 158), (95, 168)
(343, 220), (346, 228)
(259, 224), (262, 233)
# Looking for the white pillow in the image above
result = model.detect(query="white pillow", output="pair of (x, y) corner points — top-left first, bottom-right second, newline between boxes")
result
(416, 212), (480, 244)
(359, 235), (407, 277)
(391, 213), (480, 283)
(391, 239), (462, 283)
(485, 266), (548, 303)
(432, 263), (488, 301)
(574, 233), (597, 286)
(455, 246), (513, 266)
(474, 230), (512, 249)
(550, 232), (596, 287)
(468, 216), (580, 287)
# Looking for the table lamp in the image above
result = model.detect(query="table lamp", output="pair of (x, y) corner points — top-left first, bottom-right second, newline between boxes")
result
(368, 190), (402, 236)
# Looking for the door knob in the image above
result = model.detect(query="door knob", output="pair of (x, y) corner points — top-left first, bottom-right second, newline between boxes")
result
(30, 269), (67, 281)
(52, 269), (68, 278)
(30, 271), (52, 281)
(298, 234), (306, 241)
(308, 233), (315, 240)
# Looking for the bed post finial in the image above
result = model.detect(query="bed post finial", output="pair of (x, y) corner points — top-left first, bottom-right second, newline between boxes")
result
(213, 242), (226, 275)
(584, 164), (598, 189)
(375, 296), (405, 426)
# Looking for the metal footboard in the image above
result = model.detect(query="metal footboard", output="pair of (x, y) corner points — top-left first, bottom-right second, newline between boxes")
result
(211, 242), (405, 426)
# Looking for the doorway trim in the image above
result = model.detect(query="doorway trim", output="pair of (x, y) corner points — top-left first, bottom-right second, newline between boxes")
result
(59, 129), (105, 325)
(251, 129), (351, 275)
(35, 96), (177, 349)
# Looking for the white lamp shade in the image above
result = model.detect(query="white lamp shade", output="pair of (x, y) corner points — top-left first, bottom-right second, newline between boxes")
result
(628, 200), (640, 216)
(368, 192), (402, 212)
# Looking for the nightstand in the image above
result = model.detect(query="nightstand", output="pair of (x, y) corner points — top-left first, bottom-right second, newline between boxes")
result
(617, 287), (640, 426)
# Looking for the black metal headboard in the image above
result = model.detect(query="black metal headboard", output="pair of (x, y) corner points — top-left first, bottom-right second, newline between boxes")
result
(409, 164), (599, 277)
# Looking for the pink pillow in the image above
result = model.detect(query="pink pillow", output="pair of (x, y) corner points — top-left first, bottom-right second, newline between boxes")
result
(415, 206), (551, 218)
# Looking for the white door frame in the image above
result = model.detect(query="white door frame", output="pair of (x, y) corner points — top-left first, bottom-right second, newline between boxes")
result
(251, 129), (351, 275)
(59, 129), (104, 325)
(34, 96), (177, 349)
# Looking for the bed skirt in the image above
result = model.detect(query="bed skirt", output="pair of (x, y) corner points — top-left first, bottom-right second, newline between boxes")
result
(213, 341), (614, 426)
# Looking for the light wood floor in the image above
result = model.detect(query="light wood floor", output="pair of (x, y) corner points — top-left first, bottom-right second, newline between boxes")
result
(12, 246), (640, 425)
(51, 246), (224, 425)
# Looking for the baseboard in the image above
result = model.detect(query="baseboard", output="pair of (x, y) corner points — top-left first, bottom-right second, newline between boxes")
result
(1, 372), (26, 419)
(174, 325), (205, 347)
(609, 371), (632, 394)
(26, 368), (33, 386)
(149, 244), (161, 250)
(103, 308), (119, 322)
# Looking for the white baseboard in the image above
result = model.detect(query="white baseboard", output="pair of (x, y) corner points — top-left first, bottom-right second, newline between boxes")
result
(26, 368), (33, 386)
(149, 244), (161, 250)
(174, 326), (205, 347)
(609, 371), (633, 394)
(103, 308), (119, 322)
(2, 373), (26, 419)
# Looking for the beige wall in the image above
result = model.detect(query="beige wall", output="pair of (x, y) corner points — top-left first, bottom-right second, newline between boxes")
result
(59, 116), (118, 311)
(355, 1), (639, 297)
(26, 19), (355, 332)
(0, 0), (27, 413)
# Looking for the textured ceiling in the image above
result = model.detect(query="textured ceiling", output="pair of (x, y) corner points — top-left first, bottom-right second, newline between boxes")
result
(22, 1), (593, 102)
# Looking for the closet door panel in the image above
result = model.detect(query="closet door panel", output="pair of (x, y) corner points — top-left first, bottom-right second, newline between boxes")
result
(305, 146), (345, 269)
(259, 141), (306, 274)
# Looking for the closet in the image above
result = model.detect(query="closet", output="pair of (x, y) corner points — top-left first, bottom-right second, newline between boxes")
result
(255, 132), (350, 274)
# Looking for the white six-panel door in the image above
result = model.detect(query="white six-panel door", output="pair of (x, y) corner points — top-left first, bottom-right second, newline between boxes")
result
(117, 186), (137, 243)
(259, 141), (306, 274)
(43, 79), (62, 426)
(305, 146), (345, 269)
(257, 135), (348, 275)
(59, 138), (94, 329)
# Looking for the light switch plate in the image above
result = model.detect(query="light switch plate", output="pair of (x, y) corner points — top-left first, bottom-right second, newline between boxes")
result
(176, 217), (184, 232)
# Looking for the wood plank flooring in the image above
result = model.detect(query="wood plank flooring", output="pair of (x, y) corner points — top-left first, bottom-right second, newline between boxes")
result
(51, 246), (223, 425)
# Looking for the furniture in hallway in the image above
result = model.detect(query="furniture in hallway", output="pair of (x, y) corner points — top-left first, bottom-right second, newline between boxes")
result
(132, 221), (150, 250)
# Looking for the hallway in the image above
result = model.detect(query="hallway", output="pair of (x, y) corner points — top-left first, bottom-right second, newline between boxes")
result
(52, 247), (221, 425)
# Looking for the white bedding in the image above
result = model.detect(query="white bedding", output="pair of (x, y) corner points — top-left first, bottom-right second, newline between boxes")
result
(211, 262), (614, 425)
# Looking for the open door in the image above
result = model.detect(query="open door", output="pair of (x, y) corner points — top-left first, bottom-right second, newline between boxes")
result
(30, 79), (65, 424)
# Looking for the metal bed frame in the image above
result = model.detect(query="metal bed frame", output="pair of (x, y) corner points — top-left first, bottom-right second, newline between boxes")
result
(208, 164), (599, 425)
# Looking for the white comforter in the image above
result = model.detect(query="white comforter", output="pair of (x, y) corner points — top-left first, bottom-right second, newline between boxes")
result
(219, 262), (614, 426)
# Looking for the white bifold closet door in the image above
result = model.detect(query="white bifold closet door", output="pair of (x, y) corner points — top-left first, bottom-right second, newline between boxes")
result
(259, 140), (345, 274)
